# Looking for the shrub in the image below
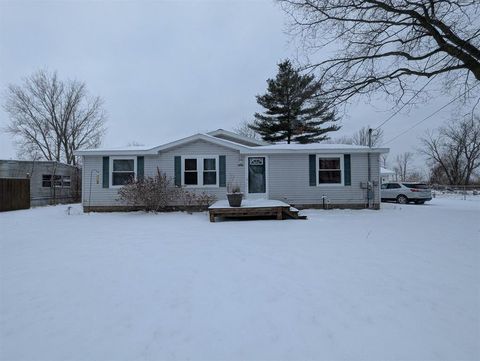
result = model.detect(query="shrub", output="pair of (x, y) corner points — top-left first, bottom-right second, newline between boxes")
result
(118, 168), (217, 213)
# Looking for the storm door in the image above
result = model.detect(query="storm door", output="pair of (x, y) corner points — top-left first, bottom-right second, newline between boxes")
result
(247, 157), (266, 196)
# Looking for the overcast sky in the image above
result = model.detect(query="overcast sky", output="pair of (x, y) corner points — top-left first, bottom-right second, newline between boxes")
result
(0, 0), (465, 170)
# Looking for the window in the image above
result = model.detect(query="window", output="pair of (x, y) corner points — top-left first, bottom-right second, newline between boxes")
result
(111, 158), (136, 186)
(403, 183), (428, 189)
(42, 174), (71, 188)
(203, 158), (217, 185)
(54, 175), (62, 187)
(182, 156), (218, 187)
(387, 183), (401, 189)
(42, 175), (52, 187)
(184, 158), (198, 185)
(62, 176), (71, 188)
(317, 156), (343, 185)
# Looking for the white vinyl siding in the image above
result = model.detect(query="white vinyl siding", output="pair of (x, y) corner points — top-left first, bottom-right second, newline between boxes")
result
(268, 153), (380, 206)
(80, 139), (382, 208)
(82, 140), (244, 207)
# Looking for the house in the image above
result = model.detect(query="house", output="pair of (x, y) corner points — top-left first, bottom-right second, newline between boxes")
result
(74, 129), (389, 212)
(0, 160), (81, 206)
(381, 167), (397, 183)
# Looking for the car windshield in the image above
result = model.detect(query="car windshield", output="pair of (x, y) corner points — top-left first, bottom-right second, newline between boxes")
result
(403, 183), (429, 189)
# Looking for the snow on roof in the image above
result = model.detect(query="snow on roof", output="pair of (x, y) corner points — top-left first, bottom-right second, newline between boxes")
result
(241, 142), (388, 154)
(207, 129), (268, 146)
(75, 132), (389, 155)
(85, 145), (154, 152)
(254, 143), (371, 150)
(380, 167), (396, 175)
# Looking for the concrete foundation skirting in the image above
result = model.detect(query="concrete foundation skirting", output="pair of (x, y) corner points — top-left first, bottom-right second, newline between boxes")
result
(83, 205), (209, 213)
(84, 203), (381, 212)
(292, 203), (381, 210)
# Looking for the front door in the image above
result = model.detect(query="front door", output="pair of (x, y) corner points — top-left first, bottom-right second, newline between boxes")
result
(247, 157), (267, 198)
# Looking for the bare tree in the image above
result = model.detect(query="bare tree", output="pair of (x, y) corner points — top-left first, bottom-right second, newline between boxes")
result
(352, 127), (384, 146)
(325, 134), (353, 144)
(381, 153), (388, 168)
(4, 69), (106, 165)
(407, 170), (426, 182)
(325, 126), (383, 146)
(421, 115), (480, 184)
(280, 0), (480, 106)
(394, 152), (414, 181)
(233, 120), (259, 139)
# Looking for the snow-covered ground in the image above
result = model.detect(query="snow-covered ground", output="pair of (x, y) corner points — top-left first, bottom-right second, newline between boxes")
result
(1, 197), (479, 361)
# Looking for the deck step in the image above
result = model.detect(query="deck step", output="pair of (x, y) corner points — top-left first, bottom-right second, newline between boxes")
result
(283, 207), (307, 220)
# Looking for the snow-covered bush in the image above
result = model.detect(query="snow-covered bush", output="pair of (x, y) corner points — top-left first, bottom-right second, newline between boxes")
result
(178, 189), (217, 213)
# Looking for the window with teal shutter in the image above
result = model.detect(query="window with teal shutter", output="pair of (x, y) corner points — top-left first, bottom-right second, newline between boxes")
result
(309, 154), (316, 186)
(174, 156), (181, 187)
(137, 156), (144, 181)
(102, 156), (109, 188)
(344, 154), (351, 186)
(219, 155), (226, 187)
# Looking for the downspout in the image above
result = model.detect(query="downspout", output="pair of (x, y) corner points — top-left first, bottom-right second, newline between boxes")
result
(367, 128), (372, 208)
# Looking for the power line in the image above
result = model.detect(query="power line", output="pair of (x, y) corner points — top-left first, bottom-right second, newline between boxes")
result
(374, 76), (436, 131)
(384, 82), (480, 145)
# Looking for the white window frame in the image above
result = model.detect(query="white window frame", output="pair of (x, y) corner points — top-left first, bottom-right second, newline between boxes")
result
(181, 155), (219, 188)
(110, 156), (137, 188)
(316, 154), (344, 186)
(62, 176), (71, 188)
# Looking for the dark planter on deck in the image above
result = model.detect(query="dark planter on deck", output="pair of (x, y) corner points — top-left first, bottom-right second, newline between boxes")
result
(227, 193), (243, 207)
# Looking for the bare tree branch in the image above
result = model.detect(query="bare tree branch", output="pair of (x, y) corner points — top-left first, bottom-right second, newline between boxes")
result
(280, 0), (480, 106)
(3, 69), (107, 165)
(421, 115), (480, 184)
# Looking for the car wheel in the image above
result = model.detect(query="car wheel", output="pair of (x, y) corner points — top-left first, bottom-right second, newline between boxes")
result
(415, 200), (425, 205)
(396, 195), (408, 204)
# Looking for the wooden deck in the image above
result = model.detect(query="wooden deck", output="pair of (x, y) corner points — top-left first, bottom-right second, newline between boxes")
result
(208, 199), (306, 222)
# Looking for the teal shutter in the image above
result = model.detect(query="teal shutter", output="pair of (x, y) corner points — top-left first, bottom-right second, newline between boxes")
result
(344, 154), (351, 186)
(174, 156), (181, 187)
(102, 156), (109, 188)
(309, 154), (316, 186)
(137, 156), (144, 181)
(219, 155), (226, 187)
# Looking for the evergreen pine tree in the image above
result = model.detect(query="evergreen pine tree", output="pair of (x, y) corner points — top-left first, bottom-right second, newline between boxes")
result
(249, 60), (340, 144)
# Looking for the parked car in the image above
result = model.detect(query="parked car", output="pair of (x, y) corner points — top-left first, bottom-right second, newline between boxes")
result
(381, 182), (432, 204)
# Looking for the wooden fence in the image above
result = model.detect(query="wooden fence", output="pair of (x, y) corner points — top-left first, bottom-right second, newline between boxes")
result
(0, 178), (30, 212)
